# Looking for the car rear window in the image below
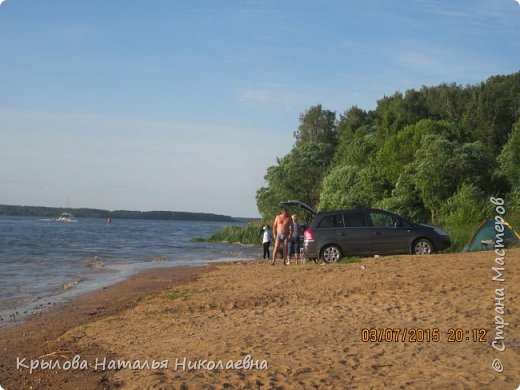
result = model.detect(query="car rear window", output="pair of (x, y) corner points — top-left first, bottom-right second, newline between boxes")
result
(343, 211), (368, 227)
(317, 214), (344, 228)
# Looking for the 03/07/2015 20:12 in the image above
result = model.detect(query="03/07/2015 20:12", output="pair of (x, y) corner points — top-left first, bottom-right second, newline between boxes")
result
(360, 328), (488, 343)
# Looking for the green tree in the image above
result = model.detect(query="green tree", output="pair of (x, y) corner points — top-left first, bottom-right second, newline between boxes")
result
(376, 119), (461, 184)
(318, 163), (392, 211)
(455, 141), (494, 191)
(336, 105), (371, 140)
(333, 126), (378, 168)
(463, 72), (520, 154)
(505, 188), (520, 229)
(293, 105), (337, 146)
(374, 89), (428, 136)
(318, 165), (364, 210)
(437, 184), (490, 251)
(319, 126), (392, 211)
(256, 142), (334, 219)
(412, 135), (461, 222)
(376, 165), (429, 222)
(420, 83), (473, 123)
(497, 120), (520, 190)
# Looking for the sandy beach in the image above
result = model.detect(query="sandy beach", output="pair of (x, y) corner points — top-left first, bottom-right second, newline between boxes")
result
(1, 249), (519, 389)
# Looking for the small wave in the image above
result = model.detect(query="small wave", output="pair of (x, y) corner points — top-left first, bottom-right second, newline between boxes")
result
(223, 251), (251, 258)
(147, 256), (168, 262)
(238, 243), (255, 248)
(62, 280), (79, 291)
(86, 256), (105, 270)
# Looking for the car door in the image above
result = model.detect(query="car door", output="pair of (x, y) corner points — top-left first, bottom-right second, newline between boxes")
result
(336, 210), (372, 255)
(314, 213), (342, 251)
(368, 210), (412, 254)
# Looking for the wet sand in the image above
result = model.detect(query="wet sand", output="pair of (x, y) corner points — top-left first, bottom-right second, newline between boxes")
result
(1, 249), (519, 389)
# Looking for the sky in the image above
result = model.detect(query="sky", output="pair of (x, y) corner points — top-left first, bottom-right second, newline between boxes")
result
(0, 0), (519, 217)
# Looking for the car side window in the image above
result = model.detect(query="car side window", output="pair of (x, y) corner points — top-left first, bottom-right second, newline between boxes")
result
(317, 215), (335, 229)
(317, 214), (344, 229)
(369, 212), (395, 227)
(343, 211), (368, 227)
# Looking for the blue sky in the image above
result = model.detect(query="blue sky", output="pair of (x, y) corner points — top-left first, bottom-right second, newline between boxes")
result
(1, 0), (519, 217)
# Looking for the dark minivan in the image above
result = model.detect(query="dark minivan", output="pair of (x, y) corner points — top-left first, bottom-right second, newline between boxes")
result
(303, 208), (451, 262)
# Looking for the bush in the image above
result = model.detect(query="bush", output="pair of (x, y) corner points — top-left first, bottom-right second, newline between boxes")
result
(437, 184), (491, 251)
(505, 188), (520, 230)
(195, 220), (265, 245)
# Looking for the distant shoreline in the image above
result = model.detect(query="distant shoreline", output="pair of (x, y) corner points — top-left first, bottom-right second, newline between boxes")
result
(0, 204), (255, 223)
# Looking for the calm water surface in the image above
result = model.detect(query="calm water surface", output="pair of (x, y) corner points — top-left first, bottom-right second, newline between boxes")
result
(0, 216), (258, 325)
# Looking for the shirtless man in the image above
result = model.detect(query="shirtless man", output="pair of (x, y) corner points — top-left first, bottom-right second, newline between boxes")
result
(271, 207), (294, 265)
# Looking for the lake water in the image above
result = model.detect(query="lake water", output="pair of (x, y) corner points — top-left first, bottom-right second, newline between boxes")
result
(0, 216), (259, 326)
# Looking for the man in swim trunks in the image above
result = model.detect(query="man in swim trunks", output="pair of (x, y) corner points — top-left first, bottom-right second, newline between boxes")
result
(271, 207), (294, 266)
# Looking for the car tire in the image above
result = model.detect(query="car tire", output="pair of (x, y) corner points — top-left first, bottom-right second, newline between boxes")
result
(320, 245), (342, 263)
(412, 238), (434, 255)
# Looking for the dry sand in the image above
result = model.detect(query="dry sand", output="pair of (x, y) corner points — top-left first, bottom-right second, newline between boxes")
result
(1, 249), (519, 389)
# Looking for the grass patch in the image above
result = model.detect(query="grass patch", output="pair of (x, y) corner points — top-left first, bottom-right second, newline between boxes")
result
(192, 220), (264, 245)
(164, 287), (211, 301)
(139, 292), (157, 301)
(338, 256), (361, 264)
(103, 316), (121, 323)
(165, 289), (190, 301)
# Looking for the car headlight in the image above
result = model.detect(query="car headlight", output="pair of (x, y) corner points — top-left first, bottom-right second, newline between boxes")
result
(433, 228), (448, 236)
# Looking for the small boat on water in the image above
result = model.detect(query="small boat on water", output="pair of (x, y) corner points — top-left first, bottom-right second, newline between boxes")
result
(57, 212), (76, 222)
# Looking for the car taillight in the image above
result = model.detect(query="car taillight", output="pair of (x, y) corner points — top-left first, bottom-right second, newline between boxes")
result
(304, 229), (314, 241)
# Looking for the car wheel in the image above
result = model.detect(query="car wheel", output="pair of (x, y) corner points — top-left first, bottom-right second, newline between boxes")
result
(412, 238), (434, 255)
(321, 245), (342, 263)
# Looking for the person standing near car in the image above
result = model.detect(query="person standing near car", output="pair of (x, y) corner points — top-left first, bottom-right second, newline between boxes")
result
(272, 207), (293, 266)
(288, 214), (301, 264)
(261, 224), (272, 259)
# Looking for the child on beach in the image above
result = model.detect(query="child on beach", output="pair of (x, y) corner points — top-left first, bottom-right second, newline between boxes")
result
(261, 225), (272, 259)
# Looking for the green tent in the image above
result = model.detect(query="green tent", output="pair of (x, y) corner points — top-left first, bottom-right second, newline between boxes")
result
(464, 219), (520, 252)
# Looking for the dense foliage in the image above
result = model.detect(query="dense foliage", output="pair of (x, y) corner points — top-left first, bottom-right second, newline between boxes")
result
(257, 72), (520, 250)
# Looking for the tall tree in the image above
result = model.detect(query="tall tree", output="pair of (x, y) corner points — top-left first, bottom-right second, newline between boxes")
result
(336, 105), (371, 140)
(293, 105), (337, 146)
(463, 72), (520, 154)
(412, 135), (460, 223)
(256, 142), (334, 219)
(498, 120), (520, 190)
